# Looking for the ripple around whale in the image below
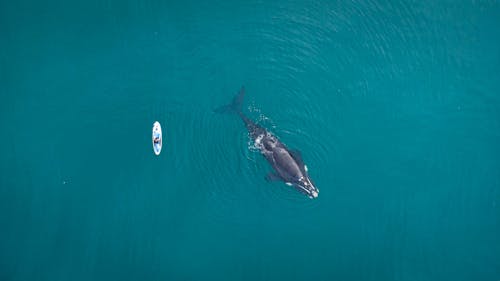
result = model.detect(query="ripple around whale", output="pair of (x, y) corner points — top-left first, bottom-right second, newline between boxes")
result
(149, 0), (356, 221)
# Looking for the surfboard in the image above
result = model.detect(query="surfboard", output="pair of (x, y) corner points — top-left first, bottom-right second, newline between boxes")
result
(152, 121), (162, 155)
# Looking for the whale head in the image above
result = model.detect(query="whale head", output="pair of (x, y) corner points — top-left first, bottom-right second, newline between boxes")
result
(294, 176), (319, 199)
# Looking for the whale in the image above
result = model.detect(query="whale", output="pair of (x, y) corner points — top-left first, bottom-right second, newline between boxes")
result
(215, 87), (319, 199)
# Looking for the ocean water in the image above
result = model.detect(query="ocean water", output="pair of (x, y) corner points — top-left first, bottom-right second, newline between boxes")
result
(1, 1), (499, 280)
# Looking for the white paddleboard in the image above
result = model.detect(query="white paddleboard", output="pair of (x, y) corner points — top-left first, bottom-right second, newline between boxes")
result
(152, 121), (162, 155)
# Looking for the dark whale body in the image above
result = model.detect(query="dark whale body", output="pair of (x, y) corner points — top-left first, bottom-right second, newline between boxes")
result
(216, 87), (319, 199)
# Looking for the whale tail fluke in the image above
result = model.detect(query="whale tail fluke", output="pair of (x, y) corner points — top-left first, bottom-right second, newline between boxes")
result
(214, 86), (245, 114)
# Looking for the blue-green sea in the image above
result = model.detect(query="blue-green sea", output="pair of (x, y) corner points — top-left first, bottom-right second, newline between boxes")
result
(1, 1), (499, 280)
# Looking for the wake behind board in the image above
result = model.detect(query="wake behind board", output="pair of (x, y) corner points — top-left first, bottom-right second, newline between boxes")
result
(152, 121), (162, 155)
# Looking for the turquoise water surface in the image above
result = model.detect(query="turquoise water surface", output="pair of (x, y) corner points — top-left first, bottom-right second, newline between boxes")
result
(1, 1), (499, 280)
